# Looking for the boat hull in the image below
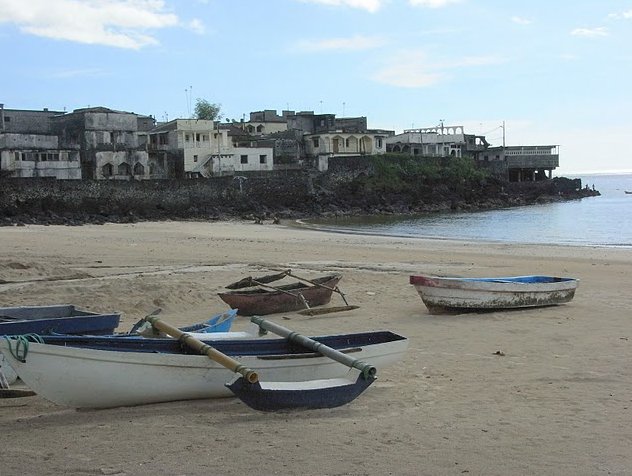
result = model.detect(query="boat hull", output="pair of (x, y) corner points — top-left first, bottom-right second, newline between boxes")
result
(0, 331), (408, 408)
(0, 305), (121, 335)
(218, 275), (342, 316)
(409, 275), (578, 314)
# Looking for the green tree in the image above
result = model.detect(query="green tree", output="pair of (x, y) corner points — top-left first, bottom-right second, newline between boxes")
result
(194, 99), (222, 121)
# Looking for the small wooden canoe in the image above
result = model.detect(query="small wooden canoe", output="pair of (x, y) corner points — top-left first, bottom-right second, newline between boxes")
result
(218, 274), (342, 316)
(409, 275), (579, 314)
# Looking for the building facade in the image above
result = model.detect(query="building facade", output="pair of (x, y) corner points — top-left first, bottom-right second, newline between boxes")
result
(50, 107), (154, 180)
(478, 145), (560, 181)
(0, 105), (81, 179)
(147, 119), (275, 178)
(385, 125), (488, 158)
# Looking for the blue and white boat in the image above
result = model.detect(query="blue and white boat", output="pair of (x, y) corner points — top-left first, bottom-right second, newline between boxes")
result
(410, 275), (579, 314)
(0, 329), (408, 409)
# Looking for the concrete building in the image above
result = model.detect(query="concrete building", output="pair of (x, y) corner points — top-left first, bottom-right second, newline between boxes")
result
(305, 130), (392, 158)
(0, 105), (81, 179)
(147, 119), (274, 178)
(478, 145), (560, 181)
(287, 111), (336, 134)
(50, 107), (154, 180)
(243, 110), (291, 136)
(385, 125), (488, 158)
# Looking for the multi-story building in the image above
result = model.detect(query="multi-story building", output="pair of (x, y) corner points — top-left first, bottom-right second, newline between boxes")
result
(478, 145), (560, 181)
(385, 125), (489, 158)
(147, 119), (274, 178)
(50, 107), (155, 180)
(243, 110), (291, 136)
(0, 104), (81, 179)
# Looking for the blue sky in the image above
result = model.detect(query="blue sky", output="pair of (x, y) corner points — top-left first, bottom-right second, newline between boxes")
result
(1, 0), (631, 174)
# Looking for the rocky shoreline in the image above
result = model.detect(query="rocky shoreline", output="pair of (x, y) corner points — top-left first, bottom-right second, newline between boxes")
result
(0, 176), (600, 227)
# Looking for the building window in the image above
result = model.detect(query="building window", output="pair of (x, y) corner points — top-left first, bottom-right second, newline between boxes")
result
(312, 138), (319, 148)
(259, 154), (267, 164)
(185, 134), (190, 142)
(102, 163), (113, 177)
(3, 116), (10, 122)
(345, 138), (350, 147)
(376, 138), (383, 148)
(133, 162), (145, 176)
(40, 153), (47, 161)
(14, 152), (20, 161)
(241, 155), (248, 164)
(193, 155), (198, 163)
(118, 162), (131, 176)
(196, 133), (200, 142)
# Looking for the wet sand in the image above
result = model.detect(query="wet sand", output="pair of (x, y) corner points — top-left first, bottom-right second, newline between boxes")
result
(1, 221), (631, 475)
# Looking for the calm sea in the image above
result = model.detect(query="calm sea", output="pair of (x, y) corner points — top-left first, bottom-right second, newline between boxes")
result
(307, 173), (632, 248)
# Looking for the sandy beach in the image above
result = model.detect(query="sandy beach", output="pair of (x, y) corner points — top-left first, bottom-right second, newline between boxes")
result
(1, 220), (631, 476)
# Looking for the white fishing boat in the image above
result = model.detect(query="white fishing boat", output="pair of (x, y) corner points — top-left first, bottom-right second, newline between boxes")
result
(0, 330), (408, 409)
(410, 274), (579, 314)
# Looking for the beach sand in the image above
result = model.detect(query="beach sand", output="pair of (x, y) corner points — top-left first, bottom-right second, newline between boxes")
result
(1, 221), (631, 476)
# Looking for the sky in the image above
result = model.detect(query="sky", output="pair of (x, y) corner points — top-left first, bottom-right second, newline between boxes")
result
(1, 0), (631, 175)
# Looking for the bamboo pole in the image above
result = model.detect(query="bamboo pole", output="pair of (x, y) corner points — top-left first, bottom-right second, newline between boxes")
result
(250, 316), (376, 380)
(145, 315), (258, 384)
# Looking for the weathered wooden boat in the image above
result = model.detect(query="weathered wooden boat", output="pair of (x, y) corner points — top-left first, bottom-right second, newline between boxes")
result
(0, 328), (408, 409)
(409, 275), (579, 314)
(218, 274), (344, 316)
(0, 304), (121, 336)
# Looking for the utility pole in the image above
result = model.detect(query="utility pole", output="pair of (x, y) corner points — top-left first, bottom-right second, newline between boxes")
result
(216, 122), (221, 176)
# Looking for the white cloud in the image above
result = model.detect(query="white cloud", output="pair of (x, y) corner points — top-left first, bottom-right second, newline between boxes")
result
(188, 19), (205, 35)
(372, 50), (504, 88)
(51, 67), (108, 78)
(0, 0), (180, 49)
(608, 10), (632, 20)
(408, 0), (462, 8)
(511, 16), (532, 25)
(571, 27), (609, 38)
(299, 0), (384, 13)
(293, 35), (386, 52)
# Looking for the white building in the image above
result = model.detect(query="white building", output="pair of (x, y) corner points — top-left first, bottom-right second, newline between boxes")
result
(148, 119), (274, 178)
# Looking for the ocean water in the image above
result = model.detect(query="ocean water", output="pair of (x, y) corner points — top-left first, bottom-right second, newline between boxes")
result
(308, 173), (632, 248)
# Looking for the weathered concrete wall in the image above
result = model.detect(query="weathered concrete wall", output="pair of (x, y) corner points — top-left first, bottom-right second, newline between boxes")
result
(1, 109), (63, 134)
(0, 133), (59, 149)
(0, 171), (313, 220)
